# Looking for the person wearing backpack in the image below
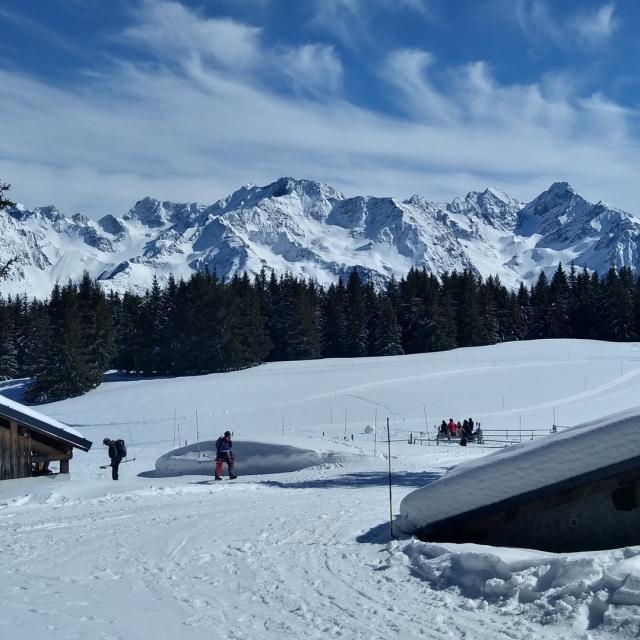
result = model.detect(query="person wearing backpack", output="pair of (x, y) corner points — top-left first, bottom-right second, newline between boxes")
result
(215, 430), (237, 481)
(103, 437), (127, 480)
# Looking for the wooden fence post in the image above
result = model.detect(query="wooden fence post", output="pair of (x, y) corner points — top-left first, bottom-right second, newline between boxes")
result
(0, 430), (9, 480)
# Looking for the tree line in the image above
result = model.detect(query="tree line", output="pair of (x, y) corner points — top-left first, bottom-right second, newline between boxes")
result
(0, 263), (639, 401)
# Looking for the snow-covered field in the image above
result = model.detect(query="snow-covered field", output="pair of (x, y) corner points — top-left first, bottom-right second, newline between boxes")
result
(3, 339), (640, 639)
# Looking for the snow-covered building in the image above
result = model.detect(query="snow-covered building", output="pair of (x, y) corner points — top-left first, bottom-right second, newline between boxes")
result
(400, 409), (640, 552)
(0, 395), (92, 480)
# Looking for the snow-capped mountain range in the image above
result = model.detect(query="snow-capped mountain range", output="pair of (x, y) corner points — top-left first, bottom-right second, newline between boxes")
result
(1, 178), (639, 298)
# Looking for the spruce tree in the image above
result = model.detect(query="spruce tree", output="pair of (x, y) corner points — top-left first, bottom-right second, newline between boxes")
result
(0, 299), (18, 378)
(345, 271), (368, 357)
(529, 271), (551, 339)
(548, 263), (571, 338)
(601, 267), (636, 341)
(321, 282), (347, 357)
(27, 283), (90, 401)
(374, 298), (404, 356)
(454, 270), (483, 346)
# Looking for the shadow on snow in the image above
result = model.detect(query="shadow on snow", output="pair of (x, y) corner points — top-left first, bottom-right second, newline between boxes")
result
(258, 470), (441, 490)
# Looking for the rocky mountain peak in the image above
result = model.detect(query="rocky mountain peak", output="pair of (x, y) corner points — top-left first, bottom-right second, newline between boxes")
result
(1, 179), (639, 299)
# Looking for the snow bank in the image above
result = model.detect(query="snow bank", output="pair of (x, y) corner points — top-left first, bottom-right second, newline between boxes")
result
(152, 440), (324, 477)
(400, 406), (640, 533)
(399, 540), (640, 633)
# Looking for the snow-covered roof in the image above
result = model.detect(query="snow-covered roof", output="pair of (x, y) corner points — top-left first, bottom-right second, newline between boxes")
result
(400, 407), (640, 532)
(0, 395), (92, 452)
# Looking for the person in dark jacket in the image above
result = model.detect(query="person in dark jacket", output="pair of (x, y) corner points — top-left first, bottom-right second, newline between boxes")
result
(215, 431), (237, 480)
(103, 437), (126, 480)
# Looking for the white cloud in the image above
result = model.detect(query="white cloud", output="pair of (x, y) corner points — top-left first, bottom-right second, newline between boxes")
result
(125, 1), (262, 71)
(513, 0), (618, 49)
(124, 1), (343, 95)
(279, 44), (343, 95)
(384, 49), (458, 124)
(1, 5), (639, 218)
(571, 3), (618, 43)
(311, 0), (433, 46)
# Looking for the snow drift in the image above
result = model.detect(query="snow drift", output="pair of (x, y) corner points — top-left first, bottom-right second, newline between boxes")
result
(398, 540), (640, 633)
(150, 440), (323, 477)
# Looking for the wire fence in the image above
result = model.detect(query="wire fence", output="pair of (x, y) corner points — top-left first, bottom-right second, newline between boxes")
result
(408, 424), (571, 448)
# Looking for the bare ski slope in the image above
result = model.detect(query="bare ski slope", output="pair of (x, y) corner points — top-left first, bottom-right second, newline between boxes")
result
(3, 339), (640, 639)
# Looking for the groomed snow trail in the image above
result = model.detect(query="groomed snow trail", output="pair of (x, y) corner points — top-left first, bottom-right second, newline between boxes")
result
(1, 470), (575, 640)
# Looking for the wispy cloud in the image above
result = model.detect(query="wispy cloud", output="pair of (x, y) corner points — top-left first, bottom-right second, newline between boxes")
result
(124, 1), (262, 71)
(278, 44), (343, 95)
(311, 0), (433, 47)
(123, 1), (343, 94)
(383, 49), (457, 124)
(571, 2), (618, 44)
(513, 0), (618, 50)
(1, 1), (639, 218)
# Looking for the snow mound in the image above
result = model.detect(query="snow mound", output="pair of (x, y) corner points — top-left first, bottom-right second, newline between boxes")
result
(151, 440), (323, 477)
(400, 540), (640, 633)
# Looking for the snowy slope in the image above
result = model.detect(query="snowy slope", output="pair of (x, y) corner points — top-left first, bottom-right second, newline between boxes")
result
(3, 340), (640, 637)
(2, 178), (640, 297)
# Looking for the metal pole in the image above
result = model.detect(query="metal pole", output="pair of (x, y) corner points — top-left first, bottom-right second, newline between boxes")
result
(519, 414), (522, 443)
(344, 409), (347, 440)
(374, 409), (377, 456)
(196, 410), (200, 457)
(387, 417), (394, 540)
(423, 405), (429, 445)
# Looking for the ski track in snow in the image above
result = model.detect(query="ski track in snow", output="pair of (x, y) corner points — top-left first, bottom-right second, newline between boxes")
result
(0, 479), (575, 640)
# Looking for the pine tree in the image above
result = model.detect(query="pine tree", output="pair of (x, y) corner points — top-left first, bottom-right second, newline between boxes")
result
(0, 181), (14, 210)
(27, 283), (91, 401)
(0, 181), (18, 279)
(548, 263), (571, 338)
(345, 271), (368, 357)
(529, 271), (551, 339)
(374, 298), (404, 356)
(454, 270), (483, 346)
(321, 282), (347, 357)
(600, 267), (636, 341)
(0, 298), (18, 378)
(431, 275), (457, 351)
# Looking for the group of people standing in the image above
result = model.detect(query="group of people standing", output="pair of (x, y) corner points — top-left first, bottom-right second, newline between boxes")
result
(439, 418), (477, 442)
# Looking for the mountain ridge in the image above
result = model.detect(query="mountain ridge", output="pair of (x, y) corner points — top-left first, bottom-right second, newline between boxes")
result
(2, 178), (639, 298)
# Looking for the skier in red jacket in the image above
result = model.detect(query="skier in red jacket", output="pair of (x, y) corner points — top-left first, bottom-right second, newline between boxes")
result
(215, 431), (237, 480)
(448, 418), (457, 438)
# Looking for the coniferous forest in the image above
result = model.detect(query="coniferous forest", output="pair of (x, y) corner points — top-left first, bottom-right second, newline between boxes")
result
(0, 263), (639, 402)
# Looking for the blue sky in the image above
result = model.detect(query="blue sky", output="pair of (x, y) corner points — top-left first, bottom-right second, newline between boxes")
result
(1, 0), (639, 216)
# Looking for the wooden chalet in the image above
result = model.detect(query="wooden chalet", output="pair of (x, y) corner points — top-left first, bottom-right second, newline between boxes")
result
(0, 395), (92, 480)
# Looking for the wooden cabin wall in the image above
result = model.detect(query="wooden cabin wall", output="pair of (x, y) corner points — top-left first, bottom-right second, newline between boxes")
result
(0, 422), (32, 480)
